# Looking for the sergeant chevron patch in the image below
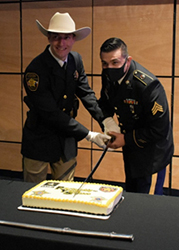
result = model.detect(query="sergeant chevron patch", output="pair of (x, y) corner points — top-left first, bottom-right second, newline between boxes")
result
(151, 102), (164, 115)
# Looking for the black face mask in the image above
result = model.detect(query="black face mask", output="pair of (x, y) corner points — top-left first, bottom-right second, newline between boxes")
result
(102, 59), (127, 83)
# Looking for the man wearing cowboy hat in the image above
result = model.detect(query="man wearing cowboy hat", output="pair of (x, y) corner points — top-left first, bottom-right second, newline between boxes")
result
(21, 12), (110, 183)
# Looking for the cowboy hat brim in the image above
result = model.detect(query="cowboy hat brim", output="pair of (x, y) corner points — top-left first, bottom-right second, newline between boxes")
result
(36, 20), (91, 41)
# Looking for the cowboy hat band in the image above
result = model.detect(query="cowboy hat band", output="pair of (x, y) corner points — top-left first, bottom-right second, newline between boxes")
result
(36, 12), (91, 41)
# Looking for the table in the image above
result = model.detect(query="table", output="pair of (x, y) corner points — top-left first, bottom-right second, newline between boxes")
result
(0, 179), (179, 250)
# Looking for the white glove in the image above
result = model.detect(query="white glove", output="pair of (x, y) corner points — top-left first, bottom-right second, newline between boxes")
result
(102, 117), (121, 134)
(86, 131), (111, 149)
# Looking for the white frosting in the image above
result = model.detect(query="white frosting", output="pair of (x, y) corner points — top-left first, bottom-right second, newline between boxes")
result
(22, 180), (123, 215)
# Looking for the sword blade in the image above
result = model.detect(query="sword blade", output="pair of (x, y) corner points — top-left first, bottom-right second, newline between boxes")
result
(73, 145), (108, 197)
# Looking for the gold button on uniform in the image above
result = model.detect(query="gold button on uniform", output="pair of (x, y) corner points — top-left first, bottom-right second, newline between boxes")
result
(63, 95), (67, 99)
(140, 74), (145, 80)
(63, 108), (66, 111)
(114, 107), (118, 110)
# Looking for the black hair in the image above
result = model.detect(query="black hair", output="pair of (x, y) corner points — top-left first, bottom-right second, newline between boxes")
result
(100, 37), (128, 58)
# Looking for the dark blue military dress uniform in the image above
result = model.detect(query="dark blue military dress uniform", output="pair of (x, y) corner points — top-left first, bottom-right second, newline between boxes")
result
(99, 60), (174, 193)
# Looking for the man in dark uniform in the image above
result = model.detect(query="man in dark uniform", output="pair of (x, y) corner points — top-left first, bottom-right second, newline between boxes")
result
(98, 37), (174, 194)
(21, 12), (110, 183)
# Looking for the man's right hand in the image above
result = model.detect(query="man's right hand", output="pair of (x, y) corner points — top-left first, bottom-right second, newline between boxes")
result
(107, 131), (125, 149)
(86, 131), (111, 149)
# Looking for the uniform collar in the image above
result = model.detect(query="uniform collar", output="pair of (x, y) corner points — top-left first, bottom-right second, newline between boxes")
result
(48, 46), (67, 67)
(118, 72), (127, 85)
(118, 60), (134, 85)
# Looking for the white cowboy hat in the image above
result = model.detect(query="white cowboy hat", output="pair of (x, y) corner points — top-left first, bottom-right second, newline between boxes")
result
(36, 12), (91, 41)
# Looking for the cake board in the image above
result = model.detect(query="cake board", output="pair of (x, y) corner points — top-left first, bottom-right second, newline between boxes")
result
(18, 196), (124, 220)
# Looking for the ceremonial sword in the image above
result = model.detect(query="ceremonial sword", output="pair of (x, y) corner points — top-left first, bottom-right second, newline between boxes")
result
(0, 220), (134, 241)
(73, 137), (115, 197)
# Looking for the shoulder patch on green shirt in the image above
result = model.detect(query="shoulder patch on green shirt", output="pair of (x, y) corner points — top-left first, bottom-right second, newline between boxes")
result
(133, 70), (153, 86)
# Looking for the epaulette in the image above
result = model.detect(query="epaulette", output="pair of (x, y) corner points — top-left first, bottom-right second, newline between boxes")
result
(133, 70), (154, 86)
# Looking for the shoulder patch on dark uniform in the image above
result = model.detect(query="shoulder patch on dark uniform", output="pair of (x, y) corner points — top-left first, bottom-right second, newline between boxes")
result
(26, 72), (39, 91)
(133, 70), (153, 86)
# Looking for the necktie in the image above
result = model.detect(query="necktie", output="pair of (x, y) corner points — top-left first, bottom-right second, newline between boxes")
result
(62, 62), (66, 70)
